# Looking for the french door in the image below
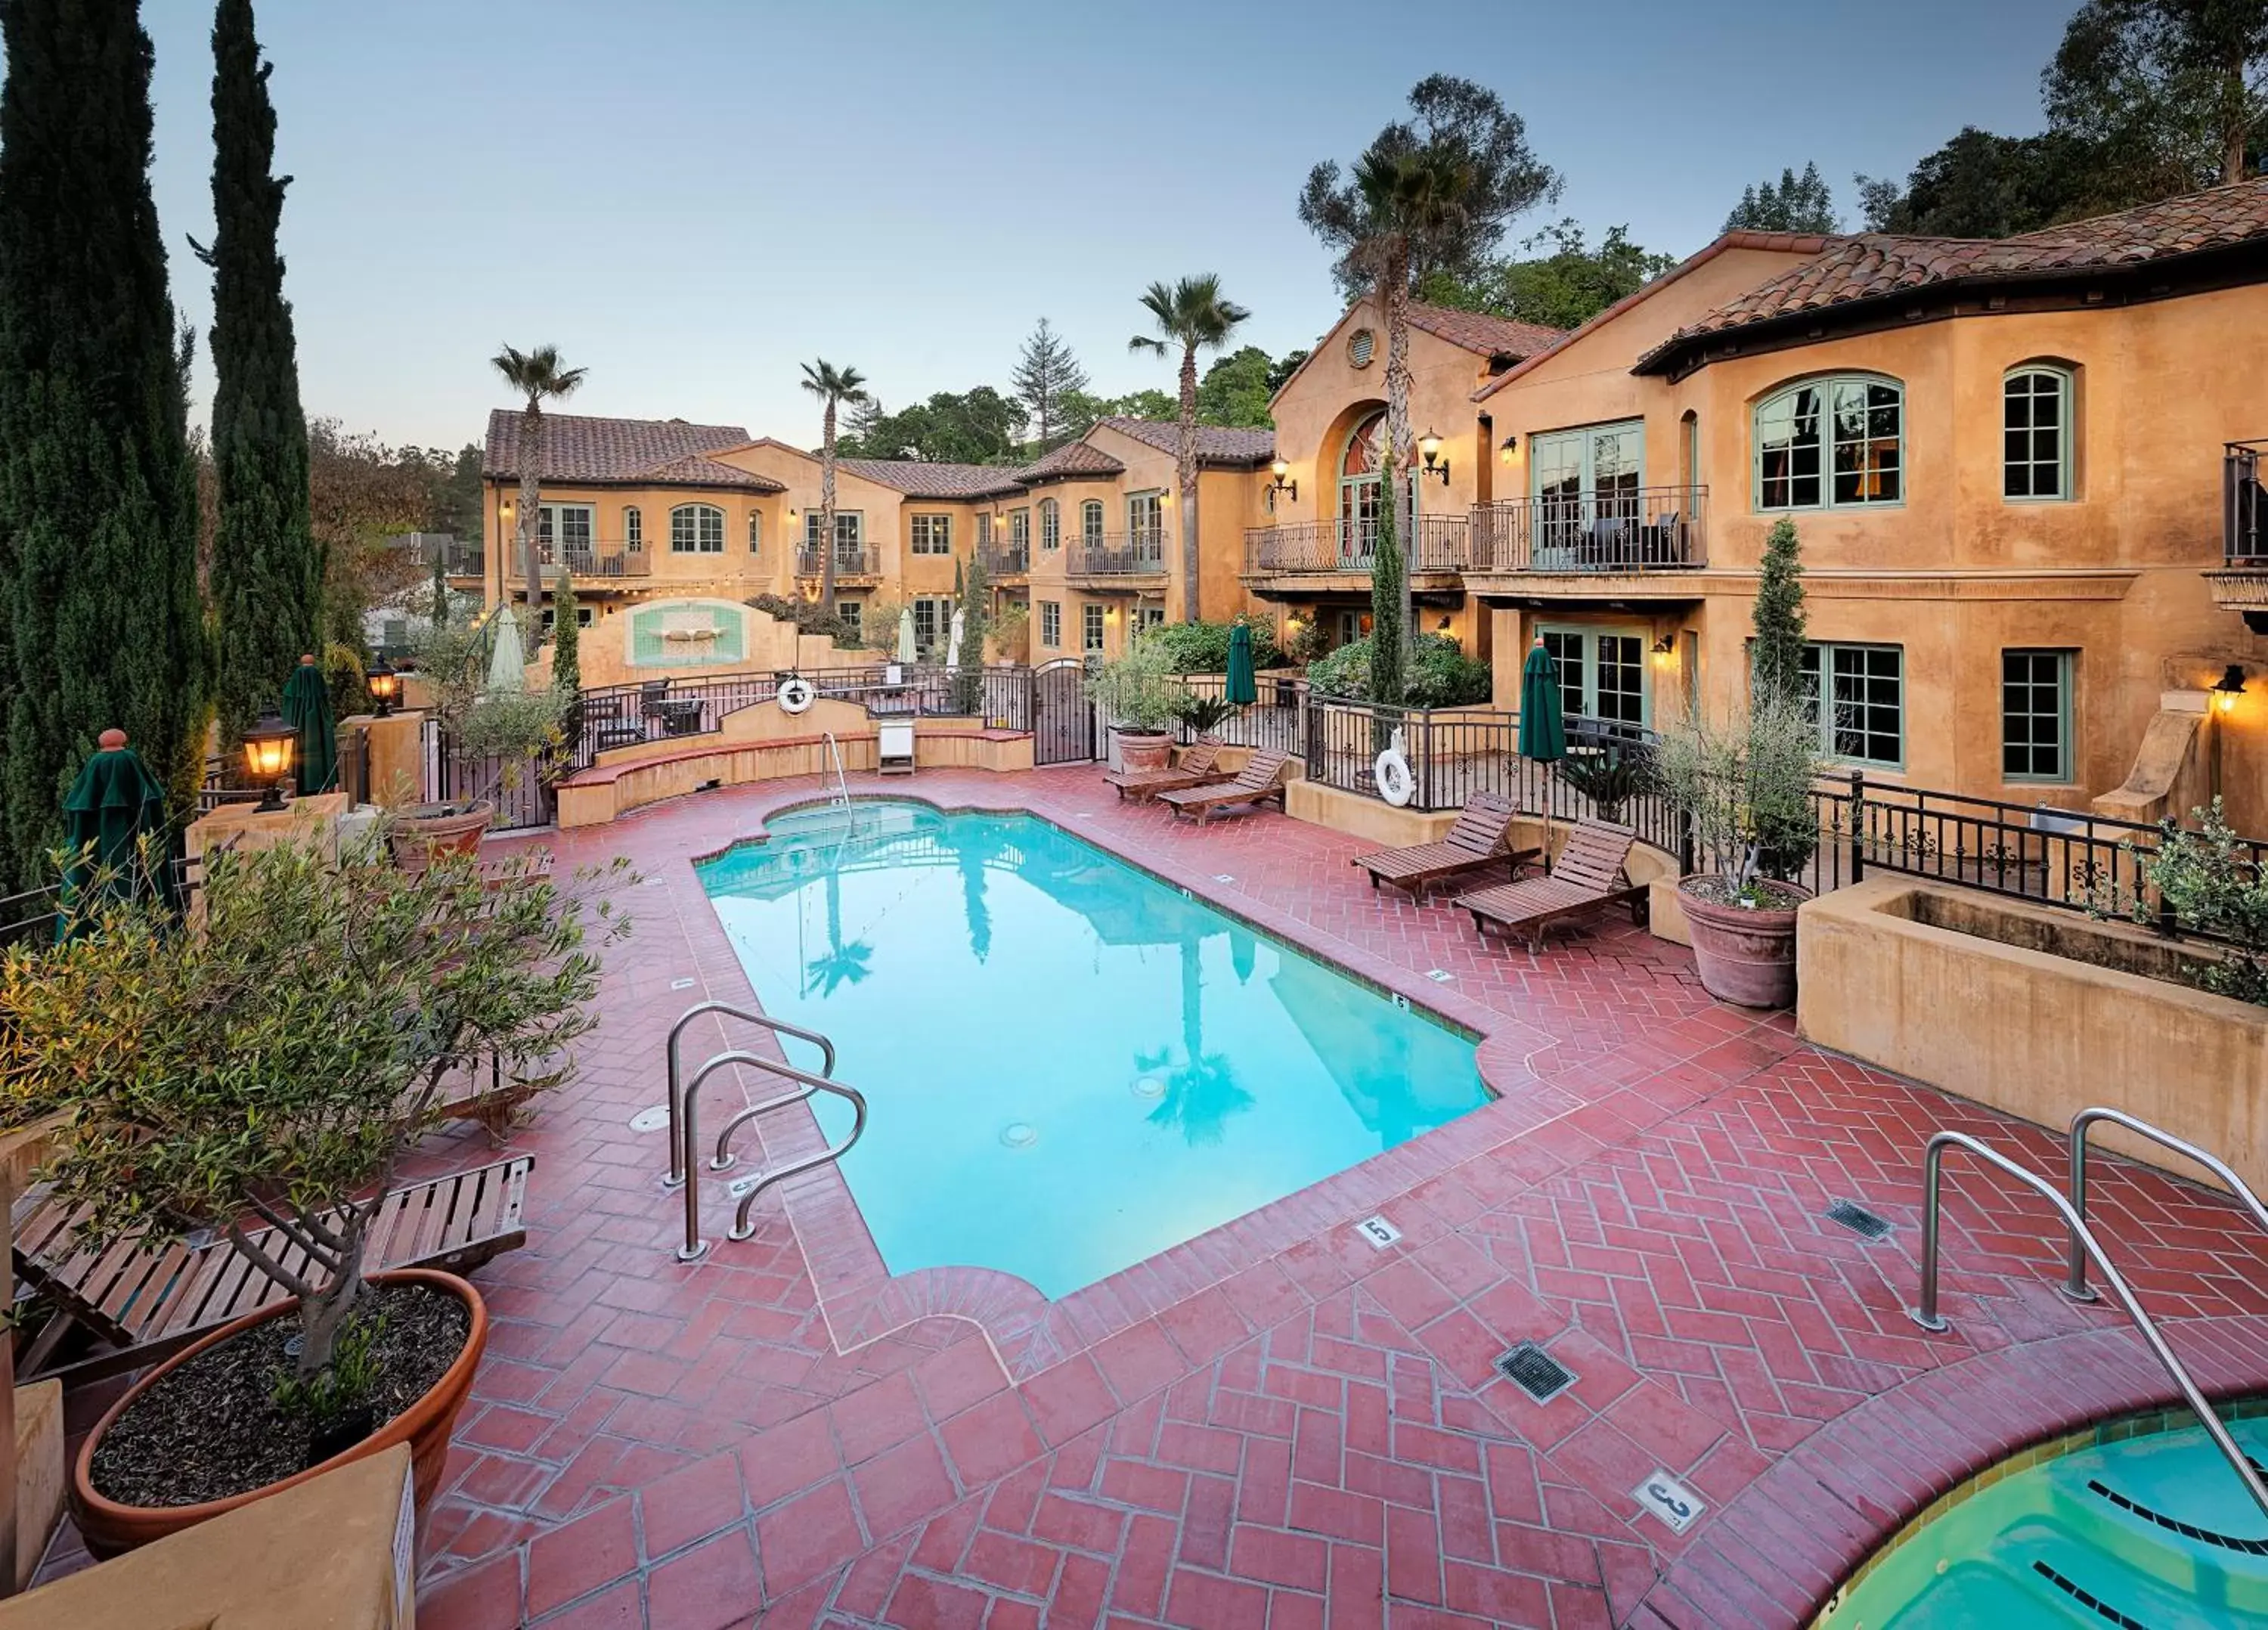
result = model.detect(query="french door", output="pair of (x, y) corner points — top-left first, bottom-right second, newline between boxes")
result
(1530, 422), (1643, 565)
(1538, 626), (1649, 729)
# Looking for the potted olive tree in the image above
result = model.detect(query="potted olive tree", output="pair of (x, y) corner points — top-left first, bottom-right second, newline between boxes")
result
(1086, 635), (1186, 773)
(0, 825), (631, 1553)
(398, 612), (569, 858)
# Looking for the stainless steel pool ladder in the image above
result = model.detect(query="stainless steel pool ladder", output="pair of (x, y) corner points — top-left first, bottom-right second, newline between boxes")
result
(662, 1001), (868, 1262)
(823, 732), (850, 806)
(1908, 1126), (2268, 1520)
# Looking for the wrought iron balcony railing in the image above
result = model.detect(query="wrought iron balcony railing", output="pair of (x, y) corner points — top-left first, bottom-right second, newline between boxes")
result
(981, 541), (1030, 577)
(1468, 486), (1706, 573)
(1242, 515), (1469, 576)
(795, 545), (881, 578)
(2226, 442), (2268, 565)
(537, 541), (650, 578)
(1069, 531), (1167, 576)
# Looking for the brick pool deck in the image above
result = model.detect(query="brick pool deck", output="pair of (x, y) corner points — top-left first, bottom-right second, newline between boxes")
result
(39, 767), (2268, 1628)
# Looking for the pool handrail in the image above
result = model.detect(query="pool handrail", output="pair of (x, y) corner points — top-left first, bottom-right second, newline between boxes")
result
(663, 1001), (835, 1190)
(1910, 1128), (2268, 1521)
(2065, 1106), (2268, 1303)
(674, 1047), (867, 1260)
(823, 731), (850, 806)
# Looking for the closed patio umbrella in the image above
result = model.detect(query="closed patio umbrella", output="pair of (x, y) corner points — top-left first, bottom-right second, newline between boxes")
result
(281, 653), (338, 793)
(897, 607), (918, 665)
(945, 607), (966, 671)
(1518, 638), (1566, 871)
(1225, 621), (1257, 707)
(60, 727), (171, 930)
(485, 604), (525, 694)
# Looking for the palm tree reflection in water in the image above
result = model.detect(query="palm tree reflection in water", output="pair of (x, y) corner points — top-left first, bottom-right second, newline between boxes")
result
(803, 869), (874, 996)
(1138, 934), (1255, 1146)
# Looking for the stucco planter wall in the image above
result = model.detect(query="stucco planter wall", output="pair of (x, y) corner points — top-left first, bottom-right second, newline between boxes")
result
(1797, 878), (2268, 1190)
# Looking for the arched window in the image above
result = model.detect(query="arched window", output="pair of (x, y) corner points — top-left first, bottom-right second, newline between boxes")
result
(2003, 364), (2073, 500)
(1080, 499), (1105, 545)
(671, 503), (724, 553)
(1754, 376), (1902, 510)
(747, 510), (762, 553)
(1340, 409), (1387, 560)
(623, 506), (643, 552)
(1039, 497), (1060, 550)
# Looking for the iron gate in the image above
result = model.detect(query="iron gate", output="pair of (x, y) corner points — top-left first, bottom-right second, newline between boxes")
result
(420, 718), (555, 832)
(1030, 658), (1096, 765)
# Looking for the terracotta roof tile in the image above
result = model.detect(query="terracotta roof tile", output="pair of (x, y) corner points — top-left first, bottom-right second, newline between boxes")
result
(1015, 440), (1126, 482)
(1097, 417), (1276, 465)
(1402, 301), (1566, 360)
(484, 411), (759, 485)
(833, 459), (1027, 499)
(631, 453), (783, 493)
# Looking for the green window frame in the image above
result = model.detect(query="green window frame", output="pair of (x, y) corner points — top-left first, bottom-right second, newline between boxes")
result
(670, 503), (724, 553)
(746, 510), (761, 554)
(1755, 376), (1903, 511)
(910, 514), (952, 555)
(1537, 624), (1651, 727)
(1135, 606), (1165, 634)
(623, 506), (643, 552)
(1010, 508), (1030, 548)
(1799, 642), (1905, 767)
(1083, 603), (1105, 652)
(1129, 491), (1165, 551)
(2001, 649), (2074, 782)
(838, 600), (861, 640)
(1040, 498), (1060, 551)
(804, 510), (863, 551)
(2003, 367), (2072, 501)
(912, 596), (952, 652)
(1039, 600), (1061, 648)
(1080, 500), (1105, 546)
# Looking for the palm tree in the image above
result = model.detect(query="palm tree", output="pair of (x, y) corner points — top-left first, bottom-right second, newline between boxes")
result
(1300, 76), (1556, 634)
(491, 345), (587, 652)
(1129, 276), (1250, 623)
(801, 360), (869, 613)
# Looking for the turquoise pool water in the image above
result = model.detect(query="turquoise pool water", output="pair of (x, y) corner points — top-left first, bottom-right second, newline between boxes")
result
(696, 800), (1489, 1297)
(1823, 1412), (2268, 1627)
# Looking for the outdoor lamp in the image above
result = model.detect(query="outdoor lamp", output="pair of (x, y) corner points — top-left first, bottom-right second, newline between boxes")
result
(1267, 458), (1298, 503)
(1419, 429), (1449, 484)
(2217, 663), (2248, 714)
(1498, 434), (1520, 464)
(367, 657), (400, 717)
(1652, 635), (1677, 668)
(242, 713), (298, 812)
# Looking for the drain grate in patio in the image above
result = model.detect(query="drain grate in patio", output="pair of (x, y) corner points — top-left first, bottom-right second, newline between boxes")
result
(1495, 1341), (1576, 1403)
(1824, 1198), (1895, 1241)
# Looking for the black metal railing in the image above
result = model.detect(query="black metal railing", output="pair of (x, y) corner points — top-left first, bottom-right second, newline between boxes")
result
(982, 541), (1030, 577)
(1469, 485), (1706, 573)
(538, 541), (649, 579)
(2226, 442), (2268, 565)
(1244, 516), (1469, 575)
(795, 545), (881, 578)
(1172, 671), (1311, 758)
(1070, 532), (1167, 576)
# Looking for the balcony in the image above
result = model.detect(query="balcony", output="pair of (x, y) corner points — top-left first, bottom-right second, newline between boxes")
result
(537, 540), (649, 581)
(1467, 486), (1705, 575)
(2209, 442), (2268, 630)
(1242, 516), (1470, 582)
(981, 541), (1030, 578)
(795, 545), (881, 583)
(1069, 531), (1167, 579)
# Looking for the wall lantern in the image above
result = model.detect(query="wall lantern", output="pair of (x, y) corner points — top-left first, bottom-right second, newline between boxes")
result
(1418, 429), (1449, 485)
(1498, 434), (1520, 465)
(366, 657), (400, 717)
(242, 713), (298, 812)
(1267, 458), (1298, 503)
(1651, 634), (1678, 668)
(2216, 663), (2248, 714)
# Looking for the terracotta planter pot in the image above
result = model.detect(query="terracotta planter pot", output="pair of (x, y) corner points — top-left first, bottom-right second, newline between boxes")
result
(389, 800), (492, 863)
(69, 1267), (487, 1558)
(1114, 730), (1174, 774)
(1679, 878), (1814, 1009)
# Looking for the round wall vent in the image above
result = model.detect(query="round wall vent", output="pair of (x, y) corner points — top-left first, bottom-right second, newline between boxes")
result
(1348, 328), (1375, 369)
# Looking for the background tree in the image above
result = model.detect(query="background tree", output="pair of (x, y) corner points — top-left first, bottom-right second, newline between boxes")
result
(1194, 345), (1279, 429)
(1855, 128), (2101, 236)
(549, 569), (579, 697)
(1010, 318), (1089, 449)
(1129, 275), (1250, 623)
(198, 0), (316, 753)
(1723, 163), (1840, 233)
(1301, 75), (1557, 636)
(490, 343), (585, 651)
(0, 0), (206, 887)
(1264, 349), (1311, 395)
(835, 386), (1018, 464)
(801, 359), (868, 612)
(1419, 219), (1676, 329)
(2046, 0), (2268, 198)
(1751, 518), (1808, 706)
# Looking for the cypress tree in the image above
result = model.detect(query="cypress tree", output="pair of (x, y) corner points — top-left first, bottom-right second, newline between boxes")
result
(1751, 518), (1808, 706)
(0, 0), (205, 889)
(1368, 452), (1406, 717)
(201, 0), (315, 750)
(549, 570), (579, 699)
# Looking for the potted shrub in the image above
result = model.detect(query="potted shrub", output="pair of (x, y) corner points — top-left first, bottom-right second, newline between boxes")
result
(1086, 636), (1186, 773)
(0, 825), (631, 1554)
(397, 615), (568, 859)
(1654, 693), (1823, 1007)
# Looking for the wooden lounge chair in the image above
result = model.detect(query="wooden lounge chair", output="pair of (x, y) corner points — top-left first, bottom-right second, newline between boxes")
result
(1104, 736), (1232, 802)
(1455, 820), (1647, 950)
(1351, 792), (1538, 895)
(1156, 748), (1290, 824)
(10, 1154), (534, 1384)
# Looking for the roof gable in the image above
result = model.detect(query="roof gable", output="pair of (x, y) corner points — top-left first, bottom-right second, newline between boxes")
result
(1267, 296), (1567, 410)
(483, 411), (761, 485)
(1093, 417), (1275, 466)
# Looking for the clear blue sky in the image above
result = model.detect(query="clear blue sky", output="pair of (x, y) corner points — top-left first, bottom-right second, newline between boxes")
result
(131, 0), (2081, 451)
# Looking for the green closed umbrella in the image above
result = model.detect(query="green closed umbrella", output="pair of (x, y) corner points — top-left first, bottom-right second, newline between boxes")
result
(282, 654), (338, 794)
(1518, 639), (1566, 870)
(1224, 621), (1257, 707)
(60, 727), (171, 931)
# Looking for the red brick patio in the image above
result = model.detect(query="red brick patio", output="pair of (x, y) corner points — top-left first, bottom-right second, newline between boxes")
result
(36, 767), (2268, 1628)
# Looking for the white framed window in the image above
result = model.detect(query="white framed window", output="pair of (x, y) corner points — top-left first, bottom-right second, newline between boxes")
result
(804, 511), (864, 552)
(747, 511), (762, 553)
(1040, 600), (1061, 648)
(1040, 498), (1060, 551)
(671, 503), (725, 553)
(1083, 603), (1105, 652)
(538, 504), (593, 551)
(838, 600), (863, 640)
(1129, 491), (1165, 549)
(1799, 642), (1905, 767)
(2002, 649), (2074, 782)
(623, 506), (643, 552)
(910, 514), (953, 555)
(1010, 507), (1030, 549)
(1080, 500), (1105, 546)
(978, 513), (993, 547)
(2003, 366), (2073, 501)
(1755, 376), (1902, 510)
(539, 604), (594, 631)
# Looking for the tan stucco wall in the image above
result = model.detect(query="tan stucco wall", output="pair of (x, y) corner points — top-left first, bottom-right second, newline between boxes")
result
(11, 1381), (59, 1593)
(1798, 879), (2268, 1191)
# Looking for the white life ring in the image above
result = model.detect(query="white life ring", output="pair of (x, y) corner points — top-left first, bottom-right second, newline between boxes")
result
(777, 674), (816, 714)
(1374, 727), (1414, 807)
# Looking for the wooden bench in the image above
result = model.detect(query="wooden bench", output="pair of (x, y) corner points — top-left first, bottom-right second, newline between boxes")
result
(1454, 820), (1647, 950)
(1351, 792), (1537, 895)
(11, 1155), (533, 1384)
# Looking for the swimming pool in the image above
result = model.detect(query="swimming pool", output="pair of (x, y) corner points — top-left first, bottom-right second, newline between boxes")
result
(1819, 1408), (2268, 1626)
(696, 800), (1489, 1297)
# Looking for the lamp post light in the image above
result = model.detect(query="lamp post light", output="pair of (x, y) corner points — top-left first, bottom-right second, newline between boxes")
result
(367, 657), (401, 718)
(242, 713), (299, 813)
(1419, 429), (1449, 485)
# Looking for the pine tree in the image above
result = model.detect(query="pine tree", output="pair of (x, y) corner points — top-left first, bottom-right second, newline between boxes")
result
(0, 0), (205, 889)
(1722, 163), (1839, 234)
(1011, 318), (1090, 449)
(1368, 451), (1406, 720)
(200, 0), (314, 751)
(1751, 518), (1808, 705)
